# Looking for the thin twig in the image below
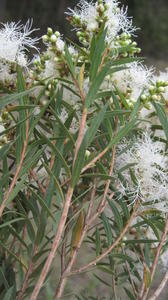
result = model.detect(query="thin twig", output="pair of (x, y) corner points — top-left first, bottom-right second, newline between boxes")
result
(30, 169), (45, 196)
(148, 271), (168, 300)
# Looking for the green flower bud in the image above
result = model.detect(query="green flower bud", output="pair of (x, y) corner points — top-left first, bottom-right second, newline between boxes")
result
(50, 34), (57, 43)
(149, 85), (155, 92)
(141, 94), (147, 101)
(42, 35), (48, 42)
(136, 48), (141, 53)
(85, 150), (91, 159)
(152, 94), (159, 101)
(55, 31), (60, 37)
(47, 27), (53, 35)
(158, 86), (165, 93)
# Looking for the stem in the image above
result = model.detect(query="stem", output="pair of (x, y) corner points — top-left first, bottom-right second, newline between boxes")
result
(148, 271), (168, 300)
(30, 169), (45, 196)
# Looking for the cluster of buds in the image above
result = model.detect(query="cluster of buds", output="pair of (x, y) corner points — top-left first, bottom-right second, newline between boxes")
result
(43, 79), (58, 100)
(67, 0), (110, 45)
(141, 80), (168, 107)
(0, 110), (10, 147)
(42, 28), (65, 55)
(125, 96), (137, 108)
(114, 33), (141, 57)
(33, 53), (50, 75)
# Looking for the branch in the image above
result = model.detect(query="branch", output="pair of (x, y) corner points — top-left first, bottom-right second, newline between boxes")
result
(29, 169), (45, 196)
(148, 271), (168, 300)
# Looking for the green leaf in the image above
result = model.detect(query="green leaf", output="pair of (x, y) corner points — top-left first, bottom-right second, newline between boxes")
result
(0, 88), (36, 110)
(3, 286), (15, 300)
(40, 134), (71, 177)
(0, 218), (24, 229)
(30, 189), (57, 222)
(153, 102), (168, 140)
(86, 62), (112, 108)
(101, 212), (113, 246)
(16, 67), (28, 164)
(108, 200), (123, 232)
(71, 134), (88, 188)
(89, 28), (107, 82)
(108, 119), (136, 149)
(111, 91), (124, 125)
(86, 103), (108, 146)
(130, 93), (142, 120)
(124, 288), (136, 300)
(64, 44), (75, 78)
(93, 273), (111, 287)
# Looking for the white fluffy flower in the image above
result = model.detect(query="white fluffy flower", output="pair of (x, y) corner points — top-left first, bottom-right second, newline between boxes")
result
(0, 20), (39, 67)
(116, 133), (168, 204)
(112, 62), (153, 98)
(67, 0), (136, 40)
(67, 0), (99, 32)
(104, 0), (136, 41)
(56, 39), (65, 52)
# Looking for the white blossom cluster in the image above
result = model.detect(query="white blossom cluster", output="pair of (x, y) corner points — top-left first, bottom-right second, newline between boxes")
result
(116, 133), (168, 206)
(0, 20), (38, 84)
(112, 62), (154, 106)
(67, 0), (136, 42)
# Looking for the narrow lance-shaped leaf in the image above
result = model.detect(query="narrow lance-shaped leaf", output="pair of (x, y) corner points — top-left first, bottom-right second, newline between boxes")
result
(71, 134), (88, 188)
(101, 212), (113, 246)
(153, 101), (168, 140)
(64, 44), (75, 78)
(86, 103), (108, 146)
(89, 28), (107, 82)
